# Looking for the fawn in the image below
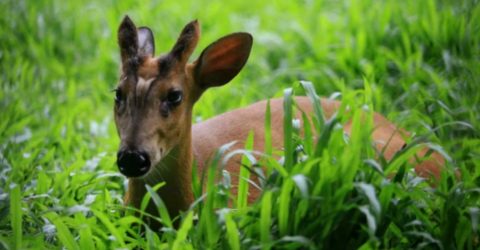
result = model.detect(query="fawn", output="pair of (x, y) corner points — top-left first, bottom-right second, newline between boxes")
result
(114, 16), (444, 227)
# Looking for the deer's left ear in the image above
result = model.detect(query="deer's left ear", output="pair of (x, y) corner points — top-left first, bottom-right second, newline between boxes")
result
(193, 33), (253, 89)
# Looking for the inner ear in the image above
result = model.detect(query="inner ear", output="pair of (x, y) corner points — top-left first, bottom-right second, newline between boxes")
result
(194, 32), (253, 89)
(138, 27), (155, 57)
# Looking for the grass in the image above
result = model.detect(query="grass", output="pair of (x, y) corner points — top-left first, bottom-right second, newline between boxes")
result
(1, 0), (479, 249)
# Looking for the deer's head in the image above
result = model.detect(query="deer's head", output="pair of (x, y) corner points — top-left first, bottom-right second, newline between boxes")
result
(114, 16), (252, 178)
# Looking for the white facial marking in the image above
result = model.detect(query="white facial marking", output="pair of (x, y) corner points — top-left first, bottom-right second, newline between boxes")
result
(136, 77), (155, 92)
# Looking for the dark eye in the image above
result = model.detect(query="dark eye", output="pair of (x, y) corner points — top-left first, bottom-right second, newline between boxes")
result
(114, 88), (123, 103)
(166, 90), (183, 106)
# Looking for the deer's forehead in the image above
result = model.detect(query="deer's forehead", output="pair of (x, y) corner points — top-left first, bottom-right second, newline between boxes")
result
(137, 55), (176, 78)
(134, 56), (177, 87)
(131, 56), (182, 96)
(137, 57), (160, 79)
(134, 59), (157, 95)
(136, 77), (155, 93)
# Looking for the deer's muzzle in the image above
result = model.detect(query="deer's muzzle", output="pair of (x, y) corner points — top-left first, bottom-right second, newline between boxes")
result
(117, 149), (151, 178)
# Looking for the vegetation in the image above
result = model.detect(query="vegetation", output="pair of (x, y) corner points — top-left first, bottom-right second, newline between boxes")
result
(1, 0), (479, 249)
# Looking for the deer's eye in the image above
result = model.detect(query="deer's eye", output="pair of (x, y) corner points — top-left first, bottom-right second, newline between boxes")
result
(114, 88), (124, 103)
(166, 90), (183, 106)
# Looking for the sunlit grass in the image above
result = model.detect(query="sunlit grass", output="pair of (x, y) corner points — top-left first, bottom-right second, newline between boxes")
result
(1, 0), (479, 249)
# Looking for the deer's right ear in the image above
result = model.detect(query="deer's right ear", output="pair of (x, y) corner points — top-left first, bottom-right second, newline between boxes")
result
(118, 16), (139, 65)
(193, 33), (253, 89)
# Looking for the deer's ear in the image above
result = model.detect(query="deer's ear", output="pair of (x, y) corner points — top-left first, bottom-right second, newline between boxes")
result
(194, 33), (252, 88)
(170, 20), (200, 65)
(137, 27), (155, 57)
(118, 16), (139, 65)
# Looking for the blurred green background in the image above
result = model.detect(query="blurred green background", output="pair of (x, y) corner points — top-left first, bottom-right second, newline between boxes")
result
(1, 0), (479, 248)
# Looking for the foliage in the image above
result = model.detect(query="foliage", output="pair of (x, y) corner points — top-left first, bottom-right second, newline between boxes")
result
(1, 0), (479, 249)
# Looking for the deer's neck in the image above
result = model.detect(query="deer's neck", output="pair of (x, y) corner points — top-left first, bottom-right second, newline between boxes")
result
(125, 129), (194, 219)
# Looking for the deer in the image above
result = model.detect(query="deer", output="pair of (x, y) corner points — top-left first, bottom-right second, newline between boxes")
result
(113, 16), (445, 228)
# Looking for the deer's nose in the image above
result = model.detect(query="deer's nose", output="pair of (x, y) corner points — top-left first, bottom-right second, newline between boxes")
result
(117, 150), (151, 177)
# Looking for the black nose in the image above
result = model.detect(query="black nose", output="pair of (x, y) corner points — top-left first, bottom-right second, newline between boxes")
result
(117, 150), (151, 177)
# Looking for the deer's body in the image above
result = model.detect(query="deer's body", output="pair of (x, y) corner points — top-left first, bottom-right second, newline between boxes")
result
(114, 17), (444, 228)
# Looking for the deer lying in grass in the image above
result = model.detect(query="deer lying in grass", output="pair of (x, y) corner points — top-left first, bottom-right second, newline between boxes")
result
(114, 16), (444, 227)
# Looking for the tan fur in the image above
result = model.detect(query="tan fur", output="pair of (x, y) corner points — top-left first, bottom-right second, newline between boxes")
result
(115, 18), (445, 228)
(192, 97), (444, 202)
(137, 57), (158, 79)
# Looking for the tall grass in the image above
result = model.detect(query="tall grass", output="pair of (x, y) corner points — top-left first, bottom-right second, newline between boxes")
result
(1, 0), (479, 249)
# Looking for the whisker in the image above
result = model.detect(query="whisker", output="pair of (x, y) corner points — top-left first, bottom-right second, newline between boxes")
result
(164, 153), (180, 162)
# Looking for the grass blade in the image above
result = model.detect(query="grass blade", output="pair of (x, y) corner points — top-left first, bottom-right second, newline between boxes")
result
(91, 209), (126, 248)
(225, 212), (240, 250)
(278, 179), (294, 235)
(10, 184), (22, 250)
(260, 190), (273, 248)
(283, 88), (294, 169)
(146, 183), (172, 228)
(264, 99), (273, 157)
(44, 212), (80, 250)
(300, 80), (325, 130)
(237, 131), (255, 209)
(172, 211), (194, 250)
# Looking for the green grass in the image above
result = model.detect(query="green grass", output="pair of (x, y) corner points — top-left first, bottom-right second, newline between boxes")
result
(1, 0), (480, 249)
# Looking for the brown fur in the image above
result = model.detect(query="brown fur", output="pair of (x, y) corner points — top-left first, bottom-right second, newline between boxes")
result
(114, 17), (445, 228)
